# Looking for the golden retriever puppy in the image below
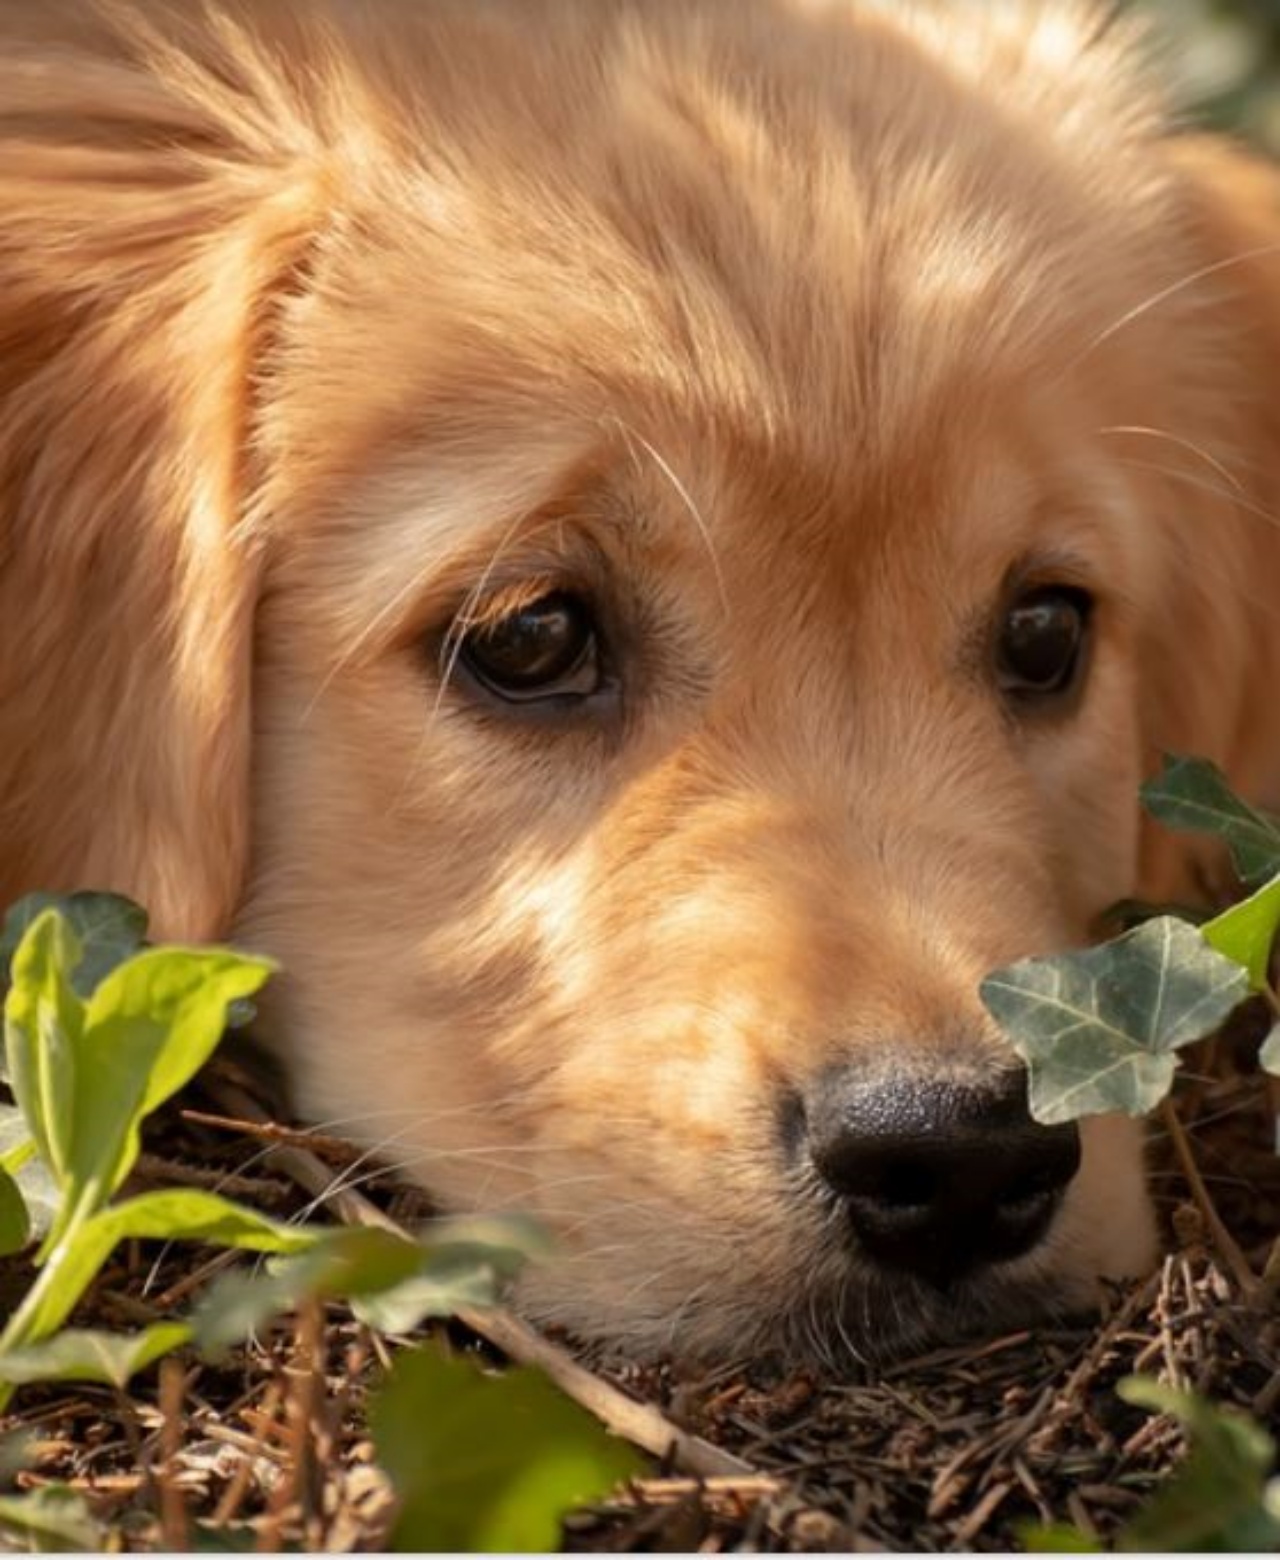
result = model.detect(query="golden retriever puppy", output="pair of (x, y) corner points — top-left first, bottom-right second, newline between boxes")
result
(1, 0), (1279, 1364)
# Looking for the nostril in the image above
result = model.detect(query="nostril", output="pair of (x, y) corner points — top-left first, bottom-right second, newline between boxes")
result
(824, 1148), (941, 1213)
(876, 1161), (937, 1211)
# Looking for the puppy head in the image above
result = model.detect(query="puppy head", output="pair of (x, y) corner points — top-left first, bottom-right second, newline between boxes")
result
(6, 0), (1280, 1362)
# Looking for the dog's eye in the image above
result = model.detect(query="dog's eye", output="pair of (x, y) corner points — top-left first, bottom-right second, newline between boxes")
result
(457, 591), (601, 702)
(997, 586), (1091, 701)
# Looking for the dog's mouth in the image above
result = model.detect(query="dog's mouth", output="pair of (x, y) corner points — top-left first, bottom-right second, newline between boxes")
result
(517, 1186), (1089, 1372)
(744, 1254), (1078, 1373)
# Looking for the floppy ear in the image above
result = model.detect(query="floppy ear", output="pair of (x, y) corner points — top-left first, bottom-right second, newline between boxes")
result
(1136, 134), (1280, 902)
(0, 12), (324, 939)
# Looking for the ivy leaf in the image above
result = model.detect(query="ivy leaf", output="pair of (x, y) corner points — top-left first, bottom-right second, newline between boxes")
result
(372, 1348), (642, 1553)
(980, 918), (1248, 1124)
(0, 892), (147, 998)
(354, 1216), (549, 1334)
(191, 1227), (427, 1354)
(1117, 1377), (1280, 1552)
(0, 1323), (190, 1389)
(1200, 873), (1280, 990)
(0, 1486), (103, 1553)
(352, 1257), (509, 1335)
(1141, 755), (1280, 889)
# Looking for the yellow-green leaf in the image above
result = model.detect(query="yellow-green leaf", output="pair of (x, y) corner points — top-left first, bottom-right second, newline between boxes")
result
(0, 1323), (190, 1389)
(3, 911), (83, 1185)
(1201, 873), (1280, 990)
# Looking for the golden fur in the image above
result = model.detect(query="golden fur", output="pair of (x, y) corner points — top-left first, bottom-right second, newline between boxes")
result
(2, 0), (1280, 1362)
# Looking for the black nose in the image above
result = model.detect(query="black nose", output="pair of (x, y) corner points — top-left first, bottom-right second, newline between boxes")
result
(802, 1067), (1080, 1287)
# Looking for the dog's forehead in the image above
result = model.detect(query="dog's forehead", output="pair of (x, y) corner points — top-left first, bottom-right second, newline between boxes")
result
(270, 0), (1179, 509)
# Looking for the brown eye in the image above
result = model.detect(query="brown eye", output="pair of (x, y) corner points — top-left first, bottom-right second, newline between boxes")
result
(997, 586), (1091, 701)
(457, 590), (601, 702)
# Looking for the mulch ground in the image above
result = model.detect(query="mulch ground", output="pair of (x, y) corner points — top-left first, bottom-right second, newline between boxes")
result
(2, 1026), (1277, 1553)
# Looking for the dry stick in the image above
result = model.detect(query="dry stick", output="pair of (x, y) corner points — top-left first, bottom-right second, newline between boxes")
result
(951, 1479), (1013, 1550)
(1158, 1097), (1258, 1299)
(1258, 1236), (1280, 1309)
(181, 1110), (367, 1165)
(632, 1475), (782, 1501)
(158, 1357), (191, 1553)
(204, 1079), (754, 1481)
(210, 1382), (283, 1528)
(291, 1301), (327, 1550)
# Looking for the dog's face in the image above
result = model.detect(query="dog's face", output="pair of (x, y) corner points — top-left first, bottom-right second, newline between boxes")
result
(4, 0), (1280, 1363)
(246, 391), (1160, 1359)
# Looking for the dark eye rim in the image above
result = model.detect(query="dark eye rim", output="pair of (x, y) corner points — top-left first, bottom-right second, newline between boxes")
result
(995, 582), (1094, 706)
(446, 587), (613, 710)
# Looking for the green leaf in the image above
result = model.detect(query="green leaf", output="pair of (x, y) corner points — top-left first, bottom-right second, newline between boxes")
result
(1141, 755), (1280, 889)
(0, 1428), (37, 1484)
(980, 918), (1248, 1124)
(191, 1227), (427, 1354)
(1200, 873), (1280, 990)
(1021, 1523), (1103, 1552)
(1117, 1377), (1280, 1552)
(194, 1219), (546, 1352)
(0, 1322), (190, 1388)
(0, 1486), (103, 1553)
(92, 1188), (317, 1251)
(353, 1219), (546, 1335)
(58, 945), (276, 1227)
(0, 1109), (59, 1247)
(0, 1165), (29, 1258)
(372, 1349), (642, 1553)
(0, 891), (147, 998)
(351, 1260), (505, 1335)
(18, 1190), (317, 1342)
(190, 1522), (261, 1552)
(3, 910), (83, 1185)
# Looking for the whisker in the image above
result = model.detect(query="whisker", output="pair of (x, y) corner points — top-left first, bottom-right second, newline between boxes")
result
(1097, 424), (1245, 494)
(1069, 240), (1280, 371)
(430, 504), (537, 722)
(300, 554), (440, 725)
(1112, 455), (1280, 534)
(608, 414), (728, 616)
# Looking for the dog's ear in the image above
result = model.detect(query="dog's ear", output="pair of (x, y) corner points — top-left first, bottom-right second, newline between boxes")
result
(0, 12), (324, 938)
(1135, 135), (1280, 902)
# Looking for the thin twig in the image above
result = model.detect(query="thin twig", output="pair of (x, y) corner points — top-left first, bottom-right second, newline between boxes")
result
(204, 1078), (754, 1481)
(210, 1382), (282, 1527)
(1159, 1097), (1258, 1299)
(158, 1358), (190, 1552)
(181, 1110), (366, 1165)
(291, 1301), (326, 1550)
(631, 1474), (781, 1501)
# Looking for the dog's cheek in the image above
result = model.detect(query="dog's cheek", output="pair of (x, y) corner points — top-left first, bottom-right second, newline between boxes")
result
(1020, 666), (1147, 932)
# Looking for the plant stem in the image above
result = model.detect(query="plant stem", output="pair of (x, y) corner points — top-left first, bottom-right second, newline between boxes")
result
(0, 1204), (94, 1413)
(1158, 1097), (1258, 1299)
